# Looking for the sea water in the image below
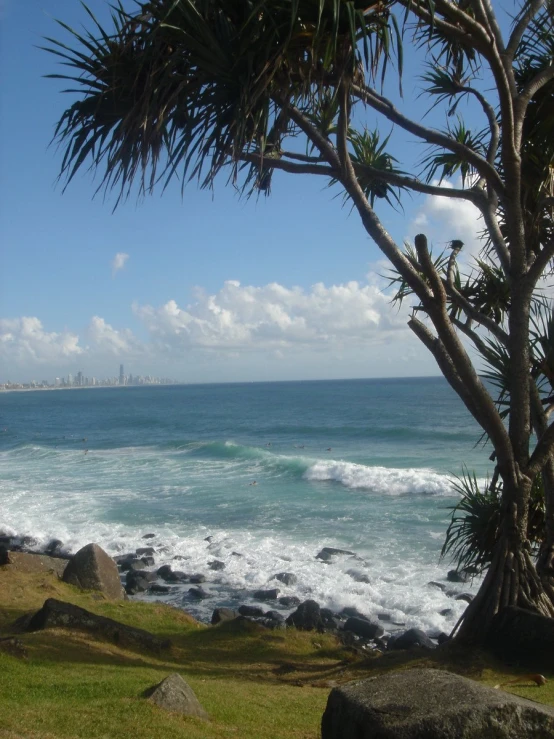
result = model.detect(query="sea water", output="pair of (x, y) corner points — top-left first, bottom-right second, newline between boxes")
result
(0, 377), (492, 634)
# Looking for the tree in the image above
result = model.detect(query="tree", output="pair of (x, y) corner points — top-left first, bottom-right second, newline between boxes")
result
(47, 0), (554, 642)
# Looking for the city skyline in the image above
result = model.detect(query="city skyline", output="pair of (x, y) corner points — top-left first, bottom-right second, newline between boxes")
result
(1, 365), (177, 391)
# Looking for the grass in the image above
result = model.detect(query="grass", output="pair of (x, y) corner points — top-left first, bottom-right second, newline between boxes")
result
(1, 564), (554, 738)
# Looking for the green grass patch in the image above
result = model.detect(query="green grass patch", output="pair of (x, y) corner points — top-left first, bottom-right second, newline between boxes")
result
(1, 564), (554, 738)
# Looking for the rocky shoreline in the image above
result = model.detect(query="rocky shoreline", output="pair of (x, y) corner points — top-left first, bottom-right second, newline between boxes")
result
(0, 529), (478, 653)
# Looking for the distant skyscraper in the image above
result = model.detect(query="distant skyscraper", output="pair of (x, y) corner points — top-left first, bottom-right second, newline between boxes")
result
(68, 373), (73, 386)
(119, 364), (125, 386)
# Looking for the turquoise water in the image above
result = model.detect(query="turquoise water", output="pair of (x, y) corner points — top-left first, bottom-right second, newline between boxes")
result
(0, 377), (490, 631)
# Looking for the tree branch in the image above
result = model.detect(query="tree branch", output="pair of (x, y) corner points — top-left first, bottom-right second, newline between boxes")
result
(528, 235), (554, 285)
(528, 418), (554, 477)
(518, 62), (554, 107)
(241, 153), (335, 178)
(415, 233), (447, 305)
(352, 162), (484, 204)
(280, 102), (342, 170)
(506, 0), (546, 59)
(460, 86), (500, 166)
(280, 151), (326, 164)
(408, 316), (489, 426)
(452, 317), (498, 362)
(352, 84), (506, 197)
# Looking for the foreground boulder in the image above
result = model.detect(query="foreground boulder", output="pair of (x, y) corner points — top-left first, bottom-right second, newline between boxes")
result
(388, 628), (436, 650)
(488, 606), (554, 667)
(63, 543), (124, 599)
(26, 598), (171, 652)
(321, 668), (554, 738)
(286, 600), (324, 631)
(144, 673), (208, 719)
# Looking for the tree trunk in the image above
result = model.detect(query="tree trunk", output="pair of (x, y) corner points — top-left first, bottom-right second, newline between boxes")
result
(537, 459), (554, 588)
(454, 493), (554, 644)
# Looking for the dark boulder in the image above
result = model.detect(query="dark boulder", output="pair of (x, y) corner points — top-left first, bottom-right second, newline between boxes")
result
(316, 547), (356, 560)
(487, 606), (554, 667)
(140, 556), (155, 567)
(157, 565), (174, 581)
(428, 581), (447, 591)
(63, 543), (124, 599)
(189, 574), (206, 584)
(45, 538), (64, 556)
(346, 569), (371, 584)
(447, 569), (470, 583)
(388, 628), (436, 650)
(265, 610), (285, 622)
(455, 593), (474, 604)
(238, 605), (265, 618)
(188, 587), (209, 600)
(437, 631), (450, 645)
(27, 598), (170, 650)
(272, 572), (297, 586)
(0, 545), (11, 565)
(148, 584), (172, 594)
(142, 533), (156, 539)
(208, 560), (225, 571)
(340, 607), (370, 622)
(253, 588), (280, 601)
(344, 617), (384, 639)
(439, 608), (453, 617)
(279, 596), (300, 608)
(321, 668), (554, 738)
(125, 569), (156, 595)
(143, 673), (208, 719)
(286, 600), (324, 631)
(211, 608), (238, 625)
(136, 547), (155, 556)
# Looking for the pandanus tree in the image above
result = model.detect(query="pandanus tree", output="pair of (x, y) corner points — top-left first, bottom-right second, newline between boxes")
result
(47, 0), (554, 642)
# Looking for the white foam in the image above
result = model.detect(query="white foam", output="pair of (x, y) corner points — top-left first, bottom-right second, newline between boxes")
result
(304, 460), (455, 495)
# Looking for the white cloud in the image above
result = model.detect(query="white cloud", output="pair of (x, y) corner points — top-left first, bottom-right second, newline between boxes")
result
(87, 316), (140, 355)
(0, 317), (83, 366)
(408, 179), (484, 261)
(111, 252), (129, 277)
(134, 279), (410, 353)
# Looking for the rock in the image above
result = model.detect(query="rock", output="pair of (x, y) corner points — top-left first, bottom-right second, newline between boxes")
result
(488, 606), (554, 667)
(437, 631), (450, 645)
(167, 570), (189, 583)
(346, 569), (371, 584)
(428, 581), (447, 591)
(377, 613), (392, 622)
(321, 668), (554, 738)
(231, 551), (243, 557)
(388, 628), (436, 651)
(211, 608), (238, 625)
(440, 609), (453, 617)
(189, 574), (206, 584)
(204, 536), (213, 543)
(279, 596), (300, 608)
(447, 569), (470, 583)
(286, 600), (324, 631)
(136, 547), (155, 556)
(265, 610), (285, 622)
(119, 558), (145, 572)
(340, 607), (370, 622)
(140, 556), (155, 567)
(321, 608), (340, 631)
(62, 543), (124, 599)
(144, 673), (208, 719)
(45, 538), (64, 556)
(238, 605), (265, 618)
(253, 588), (280, 601)
(316, 547), (356, 560)
(27, 598), (170, 651)
(142, 533), (156, 539)
(455, 593), (474, 604)
(208, 560), (225, 571)
(0, 545), (11, 565)
(188, 587), (209, 599)
(148, 584), (172, 594)
(125, 569), (156, 595)
(157, 565), (174, 581)
(344, 617), (384, 639)
(272, 572), (297, 586)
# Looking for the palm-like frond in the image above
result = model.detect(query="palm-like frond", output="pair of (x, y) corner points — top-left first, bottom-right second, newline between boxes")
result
(421, 118), (487, 185)
(441, 469), (545, 575)
(46, 0), (401, 201)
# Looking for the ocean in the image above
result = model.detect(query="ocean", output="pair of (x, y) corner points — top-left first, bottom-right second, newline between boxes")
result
(0, 377), (490, 634)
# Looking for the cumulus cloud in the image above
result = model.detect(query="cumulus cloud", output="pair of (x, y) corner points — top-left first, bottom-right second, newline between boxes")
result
(111, 252), (129, 277)
(87, 316), (141, 355)
(408, 179), (484, 261)
(0, 317), (83, 365)
(134, 279), (410, 353)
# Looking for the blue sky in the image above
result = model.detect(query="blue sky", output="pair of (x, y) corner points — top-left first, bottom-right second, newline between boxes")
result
(0, 0), (492, 383)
